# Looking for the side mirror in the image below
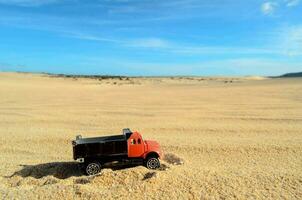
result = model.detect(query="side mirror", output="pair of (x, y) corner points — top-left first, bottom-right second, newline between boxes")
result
(76, 135), (82, 140)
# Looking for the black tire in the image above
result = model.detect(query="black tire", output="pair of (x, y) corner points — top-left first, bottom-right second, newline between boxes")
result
(85, 161), (101, 176)
(145, 157), (160, 169)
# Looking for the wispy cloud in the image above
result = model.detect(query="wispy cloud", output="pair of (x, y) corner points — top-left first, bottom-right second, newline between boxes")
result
(127, 38), (170, 48)
(169, 46), (279, 55)
(261, 2), (278, 15)
(278, 25), (302, 56)
(68, 33), (121, 43)
(1, 6), (300, 58)
(0, 0), (61, 6)
(285, 0), (300, 7)
(69, 33), (170, 48)
(261, 0), (300, 16)
(106, 0), (218, 14)
(68, 32), (284, 56)
(105, 0), (256, 21)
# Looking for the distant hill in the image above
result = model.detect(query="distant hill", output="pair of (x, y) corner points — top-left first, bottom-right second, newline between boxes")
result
(278, 72), (302, 78)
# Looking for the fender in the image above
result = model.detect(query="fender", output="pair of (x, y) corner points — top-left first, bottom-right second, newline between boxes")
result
(143, 150), (162, 159)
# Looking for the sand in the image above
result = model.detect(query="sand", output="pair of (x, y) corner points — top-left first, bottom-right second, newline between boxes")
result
(0, 72), (301, 199)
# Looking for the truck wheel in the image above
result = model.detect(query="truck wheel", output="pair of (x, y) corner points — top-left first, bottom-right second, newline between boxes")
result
(145, 157), (160, 169)
(85, 161), (101, 176)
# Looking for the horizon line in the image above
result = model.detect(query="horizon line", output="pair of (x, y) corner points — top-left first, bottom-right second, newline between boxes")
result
(2, 70), (301, 78)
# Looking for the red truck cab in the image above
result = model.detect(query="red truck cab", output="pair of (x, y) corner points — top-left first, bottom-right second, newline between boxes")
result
(127, 131), (162, 159)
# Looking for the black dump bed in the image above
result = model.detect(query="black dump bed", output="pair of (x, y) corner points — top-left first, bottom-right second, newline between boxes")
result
(72, 129), (132, 160)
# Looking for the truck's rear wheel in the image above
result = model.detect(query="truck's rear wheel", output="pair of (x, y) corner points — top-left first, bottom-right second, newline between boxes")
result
(145, 157), (160, 169)
(86, 161), (101, 176)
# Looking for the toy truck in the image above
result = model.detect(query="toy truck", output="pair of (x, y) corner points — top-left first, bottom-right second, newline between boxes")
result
(72, 129), (162, 175)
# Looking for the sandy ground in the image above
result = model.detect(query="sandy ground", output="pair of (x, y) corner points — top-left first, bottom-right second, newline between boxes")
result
(0, 72), (301, 199)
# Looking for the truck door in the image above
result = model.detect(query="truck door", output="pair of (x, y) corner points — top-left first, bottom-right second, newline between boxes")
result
(127, 132), (145, 157)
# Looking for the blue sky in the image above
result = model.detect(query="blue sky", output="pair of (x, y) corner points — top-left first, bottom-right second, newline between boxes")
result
(0, 0), (301, 76)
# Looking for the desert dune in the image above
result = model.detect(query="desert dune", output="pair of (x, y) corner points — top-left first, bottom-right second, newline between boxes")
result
(0, 72), (301, 199)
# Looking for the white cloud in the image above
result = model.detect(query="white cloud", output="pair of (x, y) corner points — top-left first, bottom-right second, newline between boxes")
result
(285, 0), (300, 7)
(261, 2), (278, 15)
(261, 0), (300, 16)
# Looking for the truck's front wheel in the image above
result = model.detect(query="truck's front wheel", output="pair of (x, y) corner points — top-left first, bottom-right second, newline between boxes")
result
(85, 161), (101, 176)
(145, 157), (160, 169)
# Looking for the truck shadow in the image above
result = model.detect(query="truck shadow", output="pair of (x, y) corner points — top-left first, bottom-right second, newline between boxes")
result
(6, 162), (82, 179)
(7, 162), (140, 179)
